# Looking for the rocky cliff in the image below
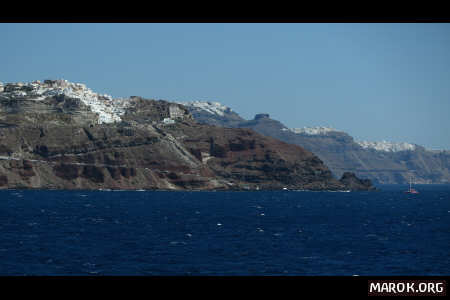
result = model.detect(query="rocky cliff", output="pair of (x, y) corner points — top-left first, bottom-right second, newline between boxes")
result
(0, 80), (374, 191)
(183, 101), (450, 185)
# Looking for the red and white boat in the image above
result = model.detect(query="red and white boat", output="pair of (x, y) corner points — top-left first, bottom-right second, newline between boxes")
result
(404, 176), (419, 194)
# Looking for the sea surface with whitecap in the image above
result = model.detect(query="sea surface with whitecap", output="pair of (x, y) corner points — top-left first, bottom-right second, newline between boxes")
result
(0, 185), (449, 275)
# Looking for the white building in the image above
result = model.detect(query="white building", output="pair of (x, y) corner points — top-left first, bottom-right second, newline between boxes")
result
(163, 118), (175, 124)
(169, 104), (184, 119)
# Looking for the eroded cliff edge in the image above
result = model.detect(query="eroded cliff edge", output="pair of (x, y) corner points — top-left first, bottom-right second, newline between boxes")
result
(0, 80), (375, 191)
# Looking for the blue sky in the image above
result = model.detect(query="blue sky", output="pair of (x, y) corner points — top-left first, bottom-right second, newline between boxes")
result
(1, 23), (449, 149)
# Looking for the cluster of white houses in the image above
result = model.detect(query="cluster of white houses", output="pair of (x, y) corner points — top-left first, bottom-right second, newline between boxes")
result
(0, 79), (190, 126)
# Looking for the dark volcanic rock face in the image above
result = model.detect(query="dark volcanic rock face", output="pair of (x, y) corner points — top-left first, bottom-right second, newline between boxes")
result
(0, 121), (359, 190)
(0, 81), (374, 190)
(162, 123), (354, 190)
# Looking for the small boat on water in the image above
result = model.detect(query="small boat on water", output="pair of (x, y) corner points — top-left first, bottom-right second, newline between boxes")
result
(404, 176), (419, 194)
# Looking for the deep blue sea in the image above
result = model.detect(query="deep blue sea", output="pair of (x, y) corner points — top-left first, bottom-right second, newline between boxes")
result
(0, 185), (449, 276)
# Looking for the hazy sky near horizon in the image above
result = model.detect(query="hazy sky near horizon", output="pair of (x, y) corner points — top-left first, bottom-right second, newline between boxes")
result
(1, 23), (449, 149)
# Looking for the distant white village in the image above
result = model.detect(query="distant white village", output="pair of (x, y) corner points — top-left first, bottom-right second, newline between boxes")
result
(282, 126), (416, 152)
(356, 140), (416, 152)
(286, 126), (342, 135)
(177, 100), (231, 117)
(0, 79), (184, 126)
(0, 79), (130, 124)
